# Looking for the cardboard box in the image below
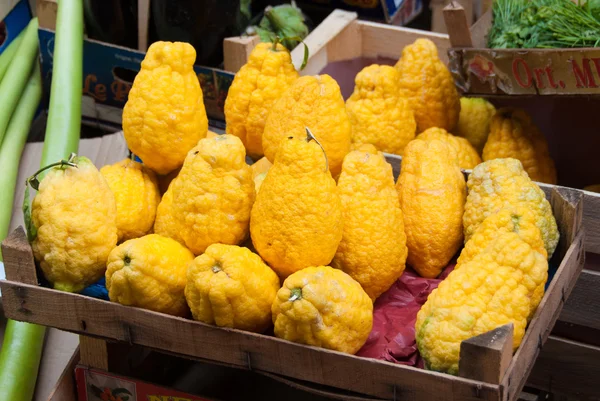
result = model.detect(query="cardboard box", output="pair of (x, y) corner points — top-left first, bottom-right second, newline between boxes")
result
(445, 5), (600, 95)
(75, 367), (214, 401)
(0, 0), (30, 53)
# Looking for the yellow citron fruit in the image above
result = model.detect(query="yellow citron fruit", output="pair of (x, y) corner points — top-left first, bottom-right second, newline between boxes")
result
(106, 234), (194, 316)
(417, 127), (481, 170)
(123, 41), (208, 175)
(464, 158), (559, 258)
(345, 64), (416, 156)
(185, 244), (280, 332)
(206, 130), (220, 139)
(31, 156), (117, 293)
(251, 135), (343, 278)
(100, 158), (161, 242)
(395, 38), (460, 133)
(225, 42), (299, 159)
(458, 207), (547, 266)
(155, 134), (255, 255)
(416, 232), (548, 374)
(483, 108), (557, 184)
(153, 179), (183, 244)
(272, 266), (373, 354)
(262, 75), (351, 177)
(251, 156), (273, 193)
(396, 139), (466, 278)
(455, 97), (496, 154)
(332, 148), (408, 300)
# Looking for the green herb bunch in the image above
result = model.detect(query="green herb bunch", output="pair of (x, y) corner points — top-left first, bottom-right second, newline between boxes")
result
(488, 0), (600, 48)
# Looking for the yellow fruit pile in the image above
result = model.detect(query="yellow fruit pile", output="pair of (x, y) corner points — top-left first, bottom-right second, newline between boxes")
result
(415, 158), (557, 374)
(26, 38), (561, 368)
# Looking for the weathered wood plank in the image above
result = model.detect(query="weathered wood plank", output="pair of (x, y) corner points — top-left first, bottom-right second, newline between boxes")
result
(539, 184), (600, 254)
(559, 269), (600, 331)
(527, 336), (600, 400)
(291, 9), (358, 74)
(443, 3), (474, 47)
(501, 228), (585, 401)
(459, 324), (513, 384)
(358, 20), (450, 64)
(79, 336), (109, 371)
(223, 36), (261, 73)
(0, 280), (499, 401)
(1, 227), (38, 285)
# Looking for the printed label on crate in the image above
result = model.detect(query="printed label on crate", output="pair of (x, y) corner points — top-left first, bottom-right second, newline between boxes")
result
(76, 366), (214, 401)
(449, 48), (600, 95)
(38, 29), (234, 125)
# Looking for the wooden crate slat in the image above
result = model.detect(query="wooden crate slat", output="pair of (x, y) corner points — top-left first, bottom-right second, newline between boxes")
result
(1, 227), (38, 285)
(539, 184), (600, 254)
(527, 335), (600, 399)
(559, 269), (600, 331)
(290, 9), (358, 74)
(0, 279), (500, 401)
(357, 20), (450, 64)
(501, 228), (585, 401)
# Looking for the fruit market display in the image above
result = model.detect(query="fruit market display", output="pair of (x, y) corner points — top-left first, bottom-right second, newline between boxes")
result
(23, 36), (561, 376)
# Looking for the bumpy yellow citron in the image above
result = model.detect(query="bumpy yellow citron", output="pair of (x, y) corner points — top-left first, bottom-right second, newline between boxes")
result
(225, 42), (299, 159)
(106, 234), (194, 316)
(396, 139), (466, 278)
(251, 156), (273, 193)
(395, 39), (460, 133)
(464, 158), (559, 258)
(31, 156), (117, 293)
(251, 135), (343, 278)
(345, 65), (416, 155)
(153, 178), (183, 244)
(123, 42), (208, 174)
(185, 244), (280, 332)
(155, 134), (255, 255)
(483, 108), (557, 184)
(455, 97), (496, 154)
(417, 127), (481, 170)
(332, 148), (408, 300)
(416, 232), (548, 374)
(100, 158), (161, 242)
(458, 206), (547, 267)
(272, 266), (373, 354)
(262, 74), (351, 176)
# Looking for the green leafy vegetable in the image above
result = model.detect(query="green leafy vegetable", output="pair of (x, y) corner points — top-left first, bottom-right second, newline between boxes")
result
(488, 0), (600, 48)
(251, 2), (309, 50)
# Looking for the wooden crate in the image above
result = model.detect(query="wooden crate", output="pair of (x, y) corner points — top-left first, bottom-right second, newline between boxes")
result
(443, 3), (600, 96)
(0, 155), (585, 401)
(223, 9), (451, 75)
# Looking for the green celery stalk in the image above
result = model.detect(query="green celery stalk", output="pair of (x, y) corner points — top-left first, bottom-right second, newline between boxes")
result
(41, 0), (84, 163)
(0, 63), (42, 242)
(0, 30), (25, 82)
(0, 322), (46, 401)
(0, 18), (39, 147)
(0, 0), (84, 398)
(0, 64), (45, 401)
